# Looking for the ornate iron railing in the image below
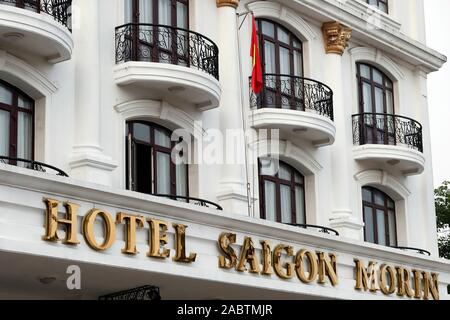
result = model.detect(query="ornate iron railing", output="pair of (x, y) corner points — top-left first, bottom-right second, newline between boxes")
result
(153, 194), (223, 211)
(390, 246), (431, 256)
(0, 0), (72, 30)
(352, 113), (423, 152)
(249, 74), (334, 121)
(288, 223), (340, 236)
(99, 285), (161, 300)
(115, 23), (219, 80)
(0, 156), (68, 177)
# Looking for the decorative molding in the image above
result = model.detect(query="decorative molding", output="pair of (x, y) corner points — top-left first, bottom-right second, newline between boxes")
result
(349, 46), (405, 80)
(247, 1), (318, 41)
(216, 0), (239, 8)
(114, 99), (204, 138)
(322, 21), (352, 55)
(354, 169), (411, 201)
(0, 50), (58, 98)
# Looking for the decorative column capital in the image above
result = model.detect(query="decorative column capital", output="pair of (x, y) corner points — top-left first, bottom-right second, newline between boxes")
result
(322, 21), (352, 55)
(216, 0), (239, 8)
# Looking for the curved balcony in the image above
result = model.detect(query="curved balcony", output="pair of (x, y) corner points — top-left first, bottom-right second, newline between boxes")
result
(0, 156), (68, 177)
(288, 223), (340, 236)
(154, 194), (223, 211)
(249, 74), (335, 147)
(0, 0), (73, 63)
(114, 23), (220, 111)
(352, 113), (425, 175)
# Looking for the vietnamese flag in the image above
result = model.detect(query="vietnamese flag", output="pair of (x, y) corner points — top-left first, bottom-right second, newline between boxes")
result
(250, 14), (263, 94)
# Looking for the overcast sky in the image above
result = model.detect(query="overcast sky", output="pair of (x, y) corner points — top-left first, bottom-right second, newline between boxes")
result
(424, 0), (450, 187)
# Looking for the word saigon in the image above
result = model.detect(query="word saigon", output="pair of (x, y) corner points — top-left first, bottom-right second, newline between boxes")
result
(42, 198), (440, 300)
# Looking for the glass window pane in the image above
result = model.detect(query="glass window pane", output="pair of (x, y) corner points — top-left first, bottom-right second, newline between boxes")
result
(155, 128), (171, 148)
(376, 209), (386, 245)
(379, 2), (387, 13)
(295, 186), (305, 224)
(375, 87), (384, 113)
(362, 82), (372, 113)
(158, 0), (171, 25)
(387, 198), (395, 209)
(295, 172), (303, 184)
(278, 163), (291, 181)
(139, 0), (153, 24)
(278, 27), (289, 44)
(293, 51), (303, 77)
(374, 190), (385, 206)
(364, 206), (375, 243)
(261, 21), (274, 37)
(373, 68), (383, 85)
(362, 188), (372, 202)
(264, 181), (276, 222)
(133, 123), (150, 142)
(18, 96), (32, 110)
(386, 79), (393, 89)
(0, 110), (9, 157)
(177, 2), (188, 29)
(17, 112), (33, 160)
(263, 41), (276, 74)
(279, 47), (290, 75)
(280, 184), (292, 224)
(0, 84), (13, 105)
(388, 211), (397, 246)
(293, 39), (301, 49)
(124, 0), (133, 23)
(176, 163), (187, 197)
(386, 91), (394, 114)
(359, 64), (371, 80)
(260, 158), (277, 176)
(156, 152), (171, 194)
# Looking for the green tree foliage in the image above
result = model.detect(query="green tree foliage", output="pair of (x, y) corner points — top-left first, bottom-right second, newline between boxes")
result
(435, 181), (450, 259)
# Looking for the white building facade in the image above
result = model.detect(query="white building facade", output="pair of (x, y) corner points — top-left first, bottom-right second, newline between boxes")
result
(0, 0), (449, 300)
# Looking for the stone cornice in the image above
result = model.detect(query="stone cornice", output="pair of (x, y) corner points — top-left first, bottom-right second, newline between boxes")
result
(290, 0), (446, 72)
(216, 0), (239, 8)
(322, 21), (352, 55)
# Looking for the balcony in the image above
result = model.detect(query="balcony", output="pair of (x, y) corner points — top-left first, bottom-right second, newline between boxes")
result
(114, 23), (221, 111)
(352, 113), (425, 175)
(0, 0), (73, 63)
(0, 156), (68, 176)
(249, 74), (336, 147)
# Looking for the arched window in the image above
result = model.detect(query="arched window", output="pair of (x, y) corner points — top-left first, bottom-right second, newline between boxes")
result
(259, 159), (306, 225)
(126, 121), (188, 198)
(362, 186), (397, 246)
(256, 19), (304, 110)
(0, 80), (34, 161)
(357, 63), (395, 145)
(366, 0), (388, 13)
(123, 0), (189, 64)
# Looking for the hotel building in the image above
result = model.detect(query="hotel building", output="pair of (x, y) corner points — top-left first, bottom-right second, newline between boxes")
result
(0, 0), (449, 299)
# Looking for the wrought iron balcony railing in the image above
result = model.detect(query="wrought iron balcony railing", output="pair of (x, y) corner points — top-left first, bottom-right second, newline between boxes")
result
(0, 0), (72, 30)
(249, 74), (334, 121)
(288, 223), (340, 236)
(352, 113), (423, 152)
(151, 194), (223, 211)
(115, 23), (219, 80)
(390, 246), (431, 256)
(0, 156), (69, 177)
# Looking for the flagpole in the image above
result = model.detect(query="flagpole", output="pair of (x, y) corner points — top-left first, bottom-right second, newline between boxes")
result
(236, 10), (253, 217)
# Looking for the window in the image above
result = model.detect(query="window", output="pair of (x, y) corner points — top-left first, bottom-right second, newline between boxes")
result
(255, 19), (304, 110)
(259, 159), (306, 225)
(362, 187), (397, 246)
(123, 0), (189, 64)
(357, 63), (395, 145)
(0, 80), (34, 162)
(366, 0), (388, 13)
(126, 121), (188, 198)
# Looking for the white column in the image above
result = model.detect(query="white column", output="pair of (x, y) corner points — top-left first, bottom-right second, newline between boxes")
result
(322, 22), (364, 239)
(69, 0), (116, 185)
(215, 1), (249, 215)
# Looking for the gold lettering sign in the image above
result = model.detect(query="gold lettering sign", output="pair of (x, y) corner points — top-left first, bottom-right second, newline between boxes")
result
(40, 198), (441, 300)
